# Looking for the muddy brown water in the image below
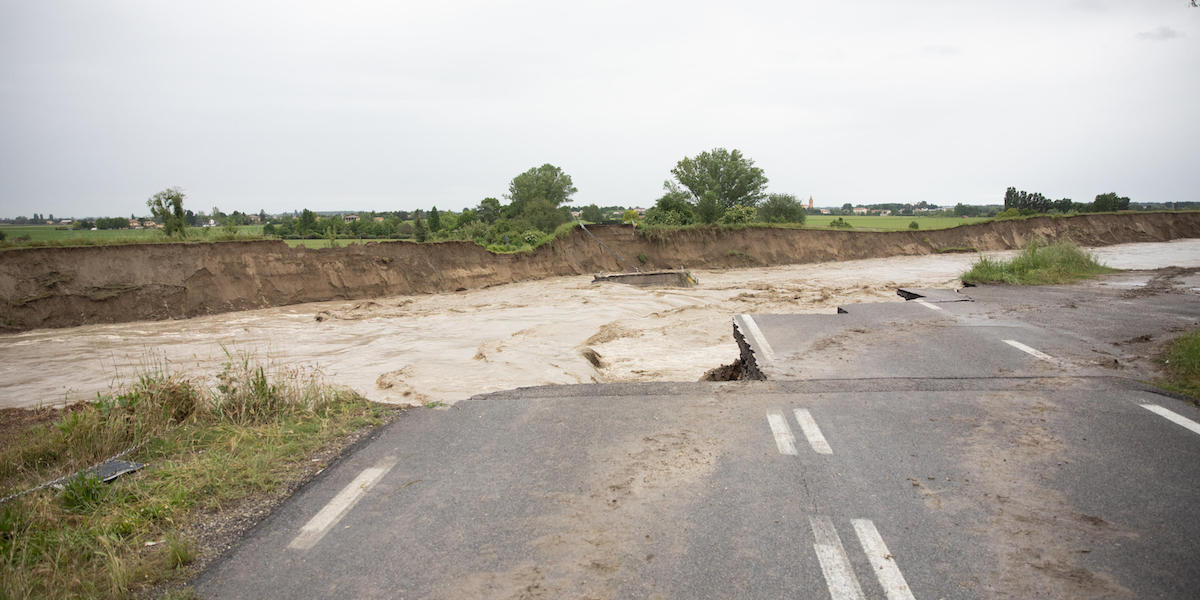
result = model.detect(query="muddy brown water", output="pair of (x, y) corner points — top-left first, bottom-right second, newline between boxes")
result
(2, 240), (1197, 410)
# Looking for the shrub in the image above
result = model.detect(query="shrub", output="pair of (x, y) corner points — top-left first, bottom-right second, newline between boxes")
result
(909, 221), (919, 230)
(719, 205), (757, 225)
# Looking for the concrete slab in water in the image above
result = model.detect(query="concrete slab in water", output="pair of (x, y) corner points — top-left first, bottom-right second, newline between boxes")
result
(592, 270), (698, 288)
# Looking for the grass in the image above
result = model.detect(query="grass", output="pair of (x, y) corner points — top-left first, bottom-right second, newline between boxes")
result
(805, 215), (990, 231)
(1158, 330), (1200, 402)
(961, 239), (1115, 285)
(0, 225), (267, 250)
(0, 353), (395, 599)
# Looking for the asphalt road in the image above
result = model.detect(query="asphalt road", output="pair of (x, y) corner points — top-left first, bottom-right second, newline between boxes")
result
(197, 270), (1200, 599)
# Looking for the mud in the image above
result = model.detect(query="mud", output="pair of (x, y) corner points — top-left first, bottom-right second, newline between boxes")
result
(1, 212), (1197, 332)
(1, 239), (1197, 411)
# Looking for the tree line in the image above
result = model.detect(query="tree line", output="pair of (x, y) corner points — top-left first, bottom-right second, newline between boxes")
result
(1001, 187), (1131, 216)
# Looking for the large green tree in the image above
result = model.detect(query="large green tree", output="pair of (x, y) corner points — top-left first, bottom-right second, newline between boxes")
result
(1093, 192), (1130, 212)
(505, 164), (576, 232)
(506, 164), (577, 215)
(477, 197), (502, 223)
(146, 187), (188, 238)
(669, 148), (768, 210)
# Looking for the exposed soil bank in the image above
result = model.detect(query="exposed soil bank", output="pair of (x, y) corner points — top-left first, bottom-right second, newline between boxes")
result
(1, 212), (1197, 331)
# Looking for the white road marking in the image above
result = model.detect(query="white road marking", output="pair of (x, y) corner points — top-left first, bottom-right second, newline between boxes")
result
(852, 519), (916, 600)
(914, 299), (943, 311)
(810, 516), (867, 600)
(793, 408), (833, 454)
(288, 456), (398, 550)
(1141, 404), (1200, 437)
(767, 413), (798, 455)
(1002, 339), (1057, 363)
(740, 314), (777, 363)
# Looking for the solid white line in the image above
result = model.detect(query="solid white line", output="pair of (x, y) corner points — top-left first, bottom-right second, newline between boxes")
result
(1141, 404), (1200, 437)
(810, 516), (867, 600)
(740, 314), (777, 363)
(793, 409), (833, 454)
(914, 299), (943, 311)
(767, 413), (798, 455)
(852, 519), (916, 600)
(288, 456), (398, 550)
(1002, 339), (1057, 363)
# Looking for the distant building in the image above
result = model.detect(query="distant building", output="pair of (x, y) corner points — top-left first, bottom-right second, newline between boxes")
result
(342, 214), (359, 223)
(852, 207), (869, 215)
(819, 208), (831, 215)
(808, 196), (814, 210)
(128, 219), (140, 228)
(373, 216), (385, 223)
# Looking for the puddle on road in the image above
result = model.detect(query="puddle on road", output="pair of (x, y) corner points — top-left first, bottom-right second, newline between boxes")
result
(2, 239), (1197, 410)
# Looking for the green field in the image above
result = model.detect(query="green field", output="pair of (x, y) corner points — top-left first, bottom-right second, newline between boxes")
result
(3, 215), (992, 249)
(803, 215), (990, 231)
(0, 225), (265, 247)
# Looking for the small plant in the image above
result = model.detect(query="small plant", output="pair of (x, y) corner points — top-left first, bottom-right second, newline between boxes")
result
(637, 252), (647, 264)
(163, 533), (196, 569)
(60, 472), (108, 512)
(828, 217), (853, 229)
(909, 221), (920, 230)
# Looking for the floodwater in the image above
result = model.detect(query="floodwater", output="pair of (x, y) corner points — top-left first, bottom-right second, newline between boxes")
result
(2, 239), (1197, 410)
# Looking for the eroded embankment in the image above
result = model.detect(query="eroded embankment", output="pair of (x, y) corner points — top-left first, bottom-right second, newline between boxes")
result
(1, 212), (1197, 332)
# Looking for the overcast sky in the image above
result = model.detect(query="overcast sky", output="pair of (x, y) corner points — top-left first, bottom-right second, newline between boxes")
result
(1, 1), (1197, 218)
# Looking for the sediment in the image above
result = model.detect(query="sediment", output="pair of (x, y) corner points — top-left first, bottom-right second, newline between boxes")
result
(1, 212), (1197, 332)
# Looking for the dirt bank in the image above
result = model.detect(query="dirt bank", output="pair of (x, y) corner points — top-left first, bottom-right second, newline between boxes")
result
(1, 212), (1197, 332)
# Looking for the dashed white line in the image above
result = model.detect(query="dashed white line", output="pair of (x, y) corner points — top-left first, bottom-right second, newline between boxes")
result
(767, 413), (798, 455)
(740, 314), (777, 363)
(914, 299), (943, 311)
(288, 455), (398, 550)
(1002, 339), (1057, 363)
(809, 516), (867, 600)
(1141, 404), (1200, 436)
(793, 408), (833, 454)
(852, 519), (916, 600)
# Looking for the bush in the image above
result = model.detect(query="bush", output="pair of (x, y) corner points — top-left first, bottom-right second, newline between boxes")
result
(909, 221), (919, 230)
(828, 217), (853, 229)
(719, 205), (757, 225)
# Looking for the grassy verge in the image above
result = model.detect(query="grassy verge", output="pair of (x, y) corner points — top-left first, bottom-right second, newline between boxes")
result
(1158, 330), (1200, 402)
(0, 355), (397, 599)
(961, 239), (1115, 285)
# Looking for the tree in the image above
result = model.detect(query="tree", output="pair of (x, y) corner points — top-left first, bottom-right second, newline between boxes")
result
(696, 191), (721, 224)
(580, 204), (604, 223)
(429, 206), (441, 232)
(298, 209), (317, 236)
(478, 198), (502, 224)
(644, 188), (695, 226)
(1093, 192), (1130, 212)
(1003, 187), (1052, 213)
(456, 209), (478, 228)
(669, 148), (768, 211)
(413, 216), (427, 242)
(758, 193), (806, 224)
(146, 187), (188, 237)
(506, 164), (577, 215)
